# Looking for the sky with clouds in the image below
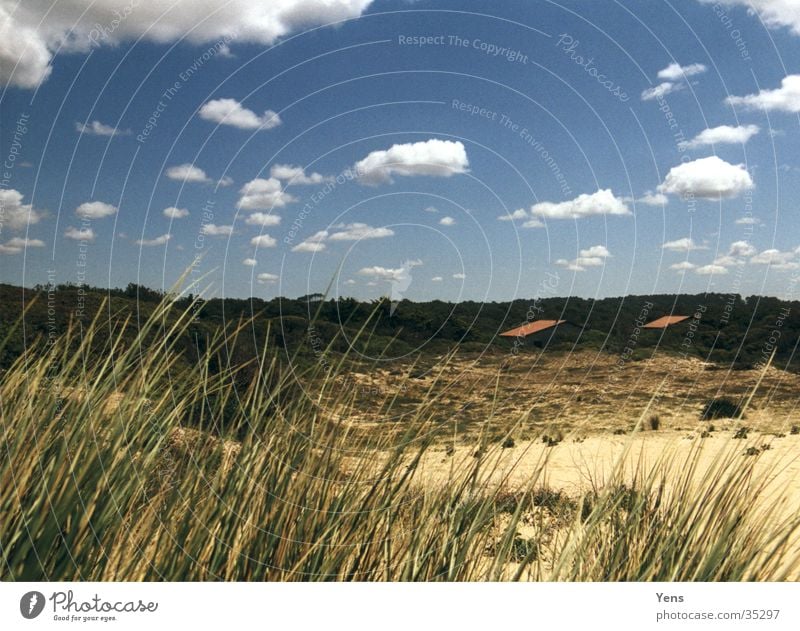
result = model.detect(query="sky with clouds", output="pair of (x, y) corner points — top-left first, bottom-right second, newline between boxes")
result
(1, 0), (800, 301)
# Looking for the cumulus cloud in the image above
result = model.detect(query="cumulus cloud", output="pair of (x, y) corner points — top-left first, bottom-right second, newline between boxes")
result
(217, 176), (234, 187)
(201, 223), (233, 236)
(327, 223), (394, 241)
(64, 226), (95, 241)
(245, 212), (281, 227)
(657, 62), (707, 80)
(641, 81), (685, 101)
(166, 163), (210, 183)
(0, 189), (44, 229)
(439, 216), (456, 226)
(163, 206), (189, 219)
(679, 124), (760, 149)
(358, 265), (408, 282)
(726, 74), (800, 113)
(238, 178), (296, 210)
(750, 248), (798, 268)
(556, 244), (611, 271)
(76, 200), (117, 218)
(636, 191), (669, 206)
(270, 164), (330, 184)
(670, 261), (697, 272)
(431, 276), (443, 282)
(0, 237), (45, 254)
(75, 120), (129, 136)
(663, 237), (704, 252)
(452, 273), (466, 279)
(250, 234), (277, 248)
(696, 264), (728, 275)
(701, 1), (800, 35)
(658, 156), (754, 199)
(199, 98), (281, 130)
(531, 189), (630, 220)
(257, 272), (279, 284)
(136, 234), (171, 246)
(735, 216), (761, 225)
(353, 139), (469, 185)
(242, 257), (257, 267)
(0, 0), (377, 89)
(729, 240), (757, 257)
(291, 230), (328, 253)
(497, 208), (529, 222)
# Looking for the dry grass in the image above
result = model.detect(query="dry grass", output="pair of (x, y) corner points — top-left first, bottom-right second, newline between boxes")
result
(1, 297), (799, 581)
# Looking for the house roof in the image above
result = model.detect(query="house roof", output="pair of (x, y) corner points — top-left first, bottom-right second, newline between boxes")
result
(642, 315), (691, 329)
(499, 319), (567, 337)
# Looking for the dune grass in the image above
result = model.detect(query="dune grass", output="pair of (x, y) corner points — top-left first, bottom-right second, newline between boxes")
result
(1, 296), (799, 581)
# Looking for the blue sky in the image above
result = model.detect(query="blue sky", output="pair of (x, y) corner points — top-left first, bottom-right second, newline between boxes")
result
(2, 0), (800, 302)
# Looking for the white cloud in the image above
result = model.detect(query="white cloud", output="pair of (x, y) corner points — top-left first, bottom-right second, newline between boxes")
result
(358, 265), (407, 282)
(750, 248), (797, 267)
(439, 216), (456, 226)
(0, 1), (377, 89)
(670, 261), (697, 272)
(250, 234), (277, 248)
(663, 237), (704, 252)
(76, 200), (117, 218)
(522, 218), (545, 229)
(64, 226), (95, 241)
(531, 189), (630, 220)
(636, 191), (669, 206)
(199, 98), (281, 130)
(327, 223), (394, 241)
(658, 156), (754, 199)
(245, 212), (281, 227)
(641, 81), (685, 101)
(0, 237), (45, 254)
(726, 75), (800, 112)
(702, 1), (800, 35)
(712, 255), (741, 267)
(729, 240), (757, 257)
(75, 120), (129, 136)
(580, 245), (611, 258)
(678, 124), (760, 149)
(0, 189), (44, 229)
(201, 223), (233, 236)
(163, 206), (189, 219)
(556, 244), (611, 272)
(431, 276), (443, 282)
(452, 273), (466, 279)
(217, 176), (234, 187)
(735, 216), (761, 225)
(75, 120), (125, 136)
(696, 264), (729, 275)
(166, 163), (210, 183)
(238, 177), (296, 209)
(269, 164), (330, 184)
(344, 279), (356, 285)
(424, 205), (439, 213)
(353, 139), (469, 185)
(292, 240), (326, 253)
(257, 272), (279, 284)
(657, 62), (707, 80)
(242, 258), (257, 267)
(497, 208), (529, 222)
(136, 234), (171, 246)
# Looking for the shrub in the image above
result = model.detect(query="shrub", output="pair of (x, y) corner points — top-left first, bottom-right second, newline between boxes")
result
(648, 414), (661, 431)
(734, 427), (749, 439)
(701, 397), (744, 421)
(501, 436), (516, 449)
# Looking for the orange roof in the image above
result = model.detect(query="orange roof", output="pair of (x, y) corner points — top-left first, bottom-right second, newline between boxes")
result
(500, 319), (566, 337)
(643, 315), (691, 329)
